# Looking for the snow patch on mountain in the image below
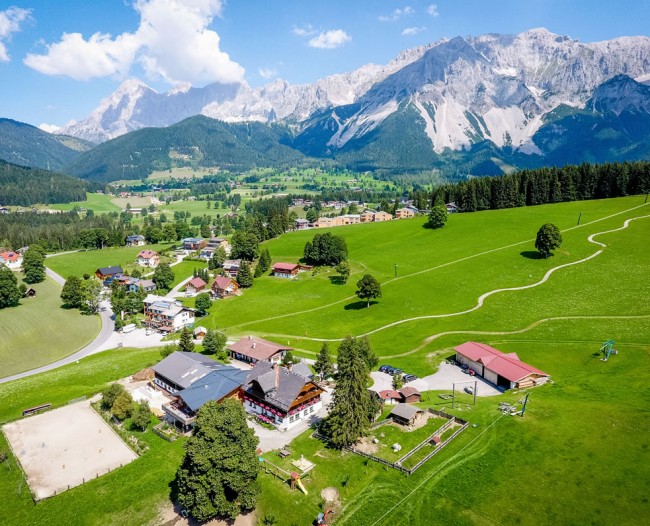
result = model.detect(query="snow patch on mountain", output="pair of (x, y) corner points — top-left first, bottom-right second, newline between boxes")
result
(328, 100), (399, 148)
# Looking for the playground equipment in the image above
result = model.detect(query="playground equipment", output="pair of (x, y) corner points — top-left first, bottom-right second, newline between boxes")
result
(291, 472), (308, 494)
(599, 340), (618, 362)
(259, 456), (312, 495)
(316, 510), (334, 525)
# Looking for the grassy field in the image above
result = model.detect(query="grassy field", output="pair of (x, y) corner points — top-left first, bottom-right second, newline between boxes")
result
(0, 276), (100, 377)
(49, 192), (121, 213)
(1, 195), (649, 525)
(46, 243), (175, 278)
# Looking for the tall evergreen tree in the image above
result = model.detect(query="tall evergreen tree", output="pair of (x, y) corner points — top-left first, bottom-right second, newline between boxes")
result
(236, 261), (253, 288)
(178, 327), (195, 353)
(176, 399), (260, 521)
(314, 342), (334, 380)
(323, 337), (371, 449)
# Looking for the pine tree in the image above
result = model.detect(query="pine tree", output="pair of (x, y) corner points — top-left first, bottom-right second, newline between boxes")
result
(236, 261), (253, 288)
(258, 247), (271, 273)
(178, 327), (195, 353)
(314, 342), (334, 380)
(176, 399), (260, 521)
(323, 337), (371, 449)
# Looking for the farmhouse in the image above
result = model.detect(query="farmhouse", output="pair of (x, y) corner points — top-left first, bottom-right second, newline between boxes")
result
(185, 277), (207, 295)
(136, 250), (160, 268)
(271, 262), (300, 278)
(389, 403), (424, 426)
(152, 352), (248, 430)
(125, 235), (146, 246)
(0, 251), (22, 270)
(222, 259), (241, 278)
(181, 237), (206, 251)
(211, 276), (239, 298)
(454, 341), (550, 390)
(228, 336), (291, 365)
(95, 266), (123, 282)
(142, 294), (195, 332)
(378, 390), (403, 404)
(241, 362), (325, 429)
(376, 387), (422, 404)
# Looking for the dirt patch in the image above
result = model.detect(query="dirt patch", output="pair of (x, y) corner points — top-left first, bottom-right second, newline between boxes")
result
(353, 436), (379, 454)
(321, 487), (339, 503)
(133, 368), (154, 381)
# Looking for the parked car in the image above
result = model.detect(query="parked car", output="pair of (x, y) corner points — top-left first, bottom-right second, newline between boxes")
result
(464, 386), (474, 395)
(379, 365), (394, 374)
(391, 368), (403, 376)
(403, 374), (418, 383)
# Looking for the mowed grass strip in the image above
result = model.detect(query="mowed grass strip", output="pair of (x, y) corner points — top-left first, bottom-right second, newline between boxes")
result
(46, 243), (175, 279)
(0, 276), (100, 377)
(49, 192), (122, 214)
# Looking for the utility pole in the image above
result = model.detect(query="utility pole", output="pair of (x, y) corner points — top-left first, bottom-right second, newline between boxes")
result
(577, 212), (582, 225)
(520, 393), (530, 417)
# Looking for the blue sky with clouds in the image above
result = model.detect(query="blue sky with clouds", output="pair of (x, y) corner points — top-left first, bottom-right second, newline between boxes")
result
(1, 0), (648, 128)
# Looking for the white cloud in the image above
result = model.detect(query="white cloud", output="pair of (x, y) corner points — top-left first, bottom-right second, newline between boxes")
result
(308, 29), (351, 49)
(292, 24), (316, 37)
(427, 4), (439, 17)
(38, 123), (61, 134)
(402, 26), (426, 36)
(24, 0), (245, 85)
(0, 7), (31, 62)
(378, 6), (414, 22)
(258, 67), (277, 79)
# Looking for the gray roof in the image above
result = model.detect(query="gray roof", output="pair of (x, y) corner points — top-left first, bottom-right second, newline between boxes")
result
(97, 266), (123, 276)
(152, 352), (222, 389)
(178, 367), (249, 412)
(291, 362), (313, 380)
(245, 362), (314, 411)
(389, 403), (422, 421)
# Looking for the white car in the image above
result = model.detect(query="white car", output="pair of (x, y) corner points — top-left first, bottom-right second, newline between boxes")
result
(464, 386), (474, 395)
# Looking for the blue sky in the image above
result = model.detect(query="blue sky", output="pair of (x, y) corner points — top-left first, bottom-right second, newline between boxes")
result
(1, 0), (648, 129)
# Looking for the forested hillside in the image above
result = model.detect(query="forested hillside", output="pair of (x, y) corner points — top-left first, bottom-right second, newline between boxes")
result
(0, 161), (89, 206)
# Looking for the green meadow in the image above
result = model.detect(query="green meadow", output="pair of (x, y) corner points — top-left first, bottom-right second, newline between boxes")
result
(48, 192), (121, 214)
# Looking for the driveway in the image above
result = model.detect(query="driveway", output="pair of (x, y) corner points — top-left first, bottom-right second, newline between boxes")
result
(370, 362), (501, 397)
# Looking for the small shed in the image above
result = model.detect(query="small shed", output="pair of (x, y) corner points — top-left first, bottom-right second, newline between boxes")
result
(186, 277), (207, 294)
(399, 386), (421, 403)
(389, 403), (423, 426)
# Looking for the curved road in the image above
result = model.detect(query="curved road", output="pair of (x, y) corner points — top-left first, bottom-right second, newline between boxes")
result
(0, 267), (115, 385)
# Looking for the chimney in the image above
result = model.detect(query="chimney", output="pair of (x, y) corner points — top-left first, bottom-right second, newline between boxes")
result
(274, 363), (280, 388)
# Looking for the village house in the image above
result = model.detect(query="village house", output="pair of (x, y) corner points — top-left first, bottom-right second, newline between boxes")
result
(193, 326), (208, 340)
(446, 202), (459, 213)
(152, 352), (248, 431)
(454, 341), (550, 390)
(241, 361), (324, 430)
(360, 211), (375, 223)
(222, 259), (241, 278)
(136, 250), (160, 268)
(376, 386), (422, 405)
(95, 266), (124, 283)
(185, 277), (207, 295)
(126, 278), (156, 293)
(294, 218), (310, 230)
(181, 237), (206, 251)
(228, 336), (291, 365)
(0, 206), (9, 214)
(142, 294), (195, 332)
(271, 262), (300, 278)
(373, 211), (393, 222)
(200, 237), (230, 260)
(0, 251), (23, 270)
(211, 276), (239, 298)
(125, 235), (146, 247)
(395, 208), (416, 219)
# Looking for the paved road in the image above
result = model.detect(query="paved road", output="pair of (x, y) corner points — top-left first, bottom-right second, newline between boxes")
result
(0, 267), (116, 385)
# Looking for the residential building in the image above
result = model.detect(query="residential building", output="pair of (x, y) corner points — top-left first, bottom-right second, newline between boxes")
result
(126, 278), (156, 293)
(399, 386), (421, 403)
(136, 250), (160, 268)
(377, 390), (403, 405)
(0, 206), (9, 214)
(454, 341), (550, 390)
(185, 277), (207, 295)
(294, 218), (310, 230)
(200, 237), (230, 260)
(193, 326), (208, 339)
(125, 235), (146, 246)
(228, 336), (291, 365)
(182, 237), (206, 251)
(241, 362), (325, 429)
(222, 259), (241, 278)
(271, 262), (300, 278)
(143, 294), (195, 332)
(95, 266), (123, 282)
(373, 211), (393, 222)
(0, 251), (22, 270)
(395, 208), (416, 219)
(211, 276), (239, 298)
(360, 211), (375, 223)
(446, 202), (459, 213)
(152, 352), (247, 430)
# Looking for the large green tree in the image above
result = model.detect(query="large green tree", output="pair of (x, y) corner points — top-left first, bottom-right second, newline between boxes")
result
(0, 267), (21, 309)
(176, 399), (260, 521)
(80, 278), (102, 314)
(236, 261), (253, 288)
(230, 231), (259, 261)
(303, 232), (348, 266)
(61, 275), (83, 309)
(323, 337), (371, 448)
(194, 293), (212, 316)
(202, 329), (227, 360)
(178, 327), (195, 353)
(355, 274), (382, 308)
(535, 223), (563, 258)
(22, 247), (46, 284)
(153, 262), (175, 291)
(427, 205), (448, 229)
(314, 342), (334, 380)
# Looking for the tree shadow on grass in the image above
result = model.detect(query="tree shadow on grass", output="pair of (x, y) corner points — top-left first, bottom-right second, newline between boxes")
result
(344, 300), (377, 310)
(520, 250), (546, 260)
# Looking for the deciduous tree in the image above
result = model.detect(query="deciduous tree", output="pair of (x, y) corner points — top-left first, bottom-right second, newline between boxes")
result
(535, 223), (563, 258)
(22, 247), (46, 284)
(176, 399), (260, 521)
(153, 262), (175, 291)
(80, 278), (102, 314)
(194, 293), (212, 316)
(355, 274), (382, 308)
(335, 261), (350, 283)
(427, 205), (448, 229)
(111, 390), (134, 420)
(131, 401), (151, 431)
(61, 275), (83, 308)
(202, 329), (228, 359)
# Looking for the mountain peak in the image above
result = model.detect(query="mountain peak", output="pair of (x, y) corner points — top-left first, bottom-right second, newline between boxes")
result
(587, 74), (650, 115)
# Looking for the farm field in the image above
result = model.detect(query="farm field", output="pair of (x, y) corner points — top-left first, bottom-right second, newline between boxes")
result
(48, 192), (121, 214)
(45, 243), (175, 278)
(0, 276), (100, 377)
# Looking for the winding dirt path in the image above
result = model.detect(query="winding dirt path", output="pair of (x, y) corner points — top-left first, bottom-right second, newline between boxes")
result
(251, 211), (650, 349)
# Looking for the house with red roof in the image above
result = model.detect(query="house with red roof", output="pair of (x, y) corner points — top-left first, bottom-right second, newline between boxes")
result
(211, 276), (239, 298)
(185, 277), (207, 295)
(271, 262), (300, 278)
(136, 250), (160, 268)
(454, 342), (549, 390)
(228, 336), (292, 365)
(0, 251), (22, 271)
